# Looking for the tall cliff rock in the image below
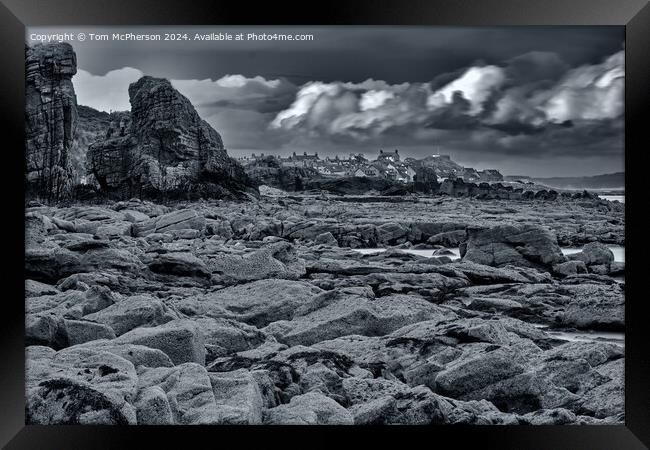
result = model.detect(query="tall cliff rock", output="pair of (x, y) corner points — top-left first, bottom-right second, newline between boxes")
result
(25, 43), (78, 202)
(88, 76), (252, 199)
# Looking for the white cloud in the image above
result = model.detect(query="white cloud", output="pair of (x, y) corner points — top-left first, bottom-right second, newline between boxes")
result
(427, 65), (505, 114)
(171, 74), (293, 109)
(270, 82), (347, 129)
(488, 86), (547, 126)
(541, 51), (624, 122)
(273, 80), (434, 135)
(73, 68), (293, 117)
(73, 67), (143, 112)
(359, 90), (395, 111)
(486, 50), (624, 126)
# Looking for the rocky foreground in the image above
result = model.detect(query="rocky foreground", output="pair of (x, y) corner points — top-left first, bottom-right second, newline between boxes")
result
(25, 194), (624, 425)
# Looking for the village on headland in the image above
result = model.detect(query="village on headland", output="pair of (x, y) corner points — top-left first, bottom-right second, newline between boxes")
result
(237, 149), (507, 185)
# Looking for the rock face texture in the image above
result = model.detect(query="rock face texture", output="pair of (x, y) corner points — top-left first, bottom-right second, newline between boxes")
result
(25, 43), (78, 202)
(88, 76), (252, 199)
(24, 194), (625, 425)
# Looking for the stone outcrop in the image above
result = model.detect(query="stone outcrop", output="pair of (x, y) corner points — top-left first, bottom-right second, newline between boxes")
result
(87, 76), (253, 199)
(305, 176), (407, 196)
(25, 45), (252, 203)
(25, 43), (78, 202)
(438, 179), (559, 201)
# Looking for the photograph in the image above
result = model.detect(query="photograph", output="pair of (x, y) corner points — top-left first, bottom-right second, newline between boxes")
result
(21, 24), (629, 427)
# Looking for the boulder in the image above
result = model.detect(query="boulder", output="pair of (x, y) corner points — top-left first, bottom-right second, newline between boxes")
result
(25, 212), (53, 244)
(134, 386), (174, 425)
(559, 283), (624, 330)
(80, 248), (146, 273)
(463, 370), (579, 414)
(263, 391), (353, 425)
(342, 377), (447, 424)
(63, 319), (116, 345)
(25, 313), (69, 349)
(448, 261), (552, 284)
(26, 285), (118, 319)
(192, 317), (269, 361)
(207, 241), (306, 285)
(376, 222), (409, 245)
(263, 288), (456, 346)
(578, 359), (624, 419)
(84, 295), (178, 336)
(567, 242), (615, 267)
(75, 340), (174, 368)
(192, 279), (323, 327)
(25, 244), (82, 283)
(349, 395), (398, 424)
(208, 369), (264, 424)
(122, 209), (150, 223)
(25, 280), (60, 297)
(136, 363), (219, 424)
(26, 347), (138, 424)
(522, 408), (577, 425)
(462, 224), (566, 270)
(133, 209), (206, 237)
(315, 232), (338, 246)
(437, 396), (520, 425)
(54, 207), (124, 222)
(114, 319), (206, 365)
(552, 260), (588, 277)
(427, 230), (466, 247)
(434, 345), (530, 398)
(148, 252), (211, 278)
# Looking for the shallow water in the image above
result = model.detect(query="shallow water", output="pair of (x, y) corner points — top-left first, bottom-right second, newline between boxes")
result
(353, 245), (624, 263)
(352, 248), (461, 259)
(599, 195), (625, 203)
(533, 325), (624, 347)
(561, 245), (625, 263)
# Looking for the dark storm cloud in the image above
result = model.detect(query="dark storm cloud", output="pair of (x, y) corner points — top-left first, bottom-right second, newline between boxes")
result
(504, 51), (569, 85)
(27, 26), (624, 176)
(28, 26), (622, 83)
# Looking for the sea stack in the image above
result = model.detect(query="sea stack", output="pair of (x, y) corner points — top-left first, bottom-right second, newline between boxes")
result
(88, 76), (253, 199)
(25, 43), (78, 202)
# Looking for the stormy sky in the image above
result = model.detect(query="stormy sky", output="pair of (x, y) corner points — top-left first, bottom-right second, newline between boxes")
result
(27, 26), (625, 177)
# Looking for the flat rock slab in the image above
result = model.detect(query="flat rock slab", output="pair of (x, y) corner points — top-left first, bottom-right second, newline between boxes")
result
(133, 209), (206, 237)
(196, 279), (324, 327)
(263, 288), (457, 346)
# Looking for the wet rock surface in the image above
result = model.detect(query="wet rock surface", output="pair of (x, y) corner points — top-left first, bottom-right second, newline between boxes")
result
(24, 193), (624, 425)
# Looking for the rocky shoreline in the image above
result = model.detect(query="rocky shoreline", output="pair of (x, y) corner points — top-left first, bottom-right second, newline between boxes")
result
(23, 41), (625, 426)
(25, 193), (624, 425)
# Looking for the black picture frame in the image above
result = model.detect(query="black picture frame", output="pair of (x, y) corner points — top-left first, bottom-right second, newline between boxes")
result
(1, 0), (647, 448)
